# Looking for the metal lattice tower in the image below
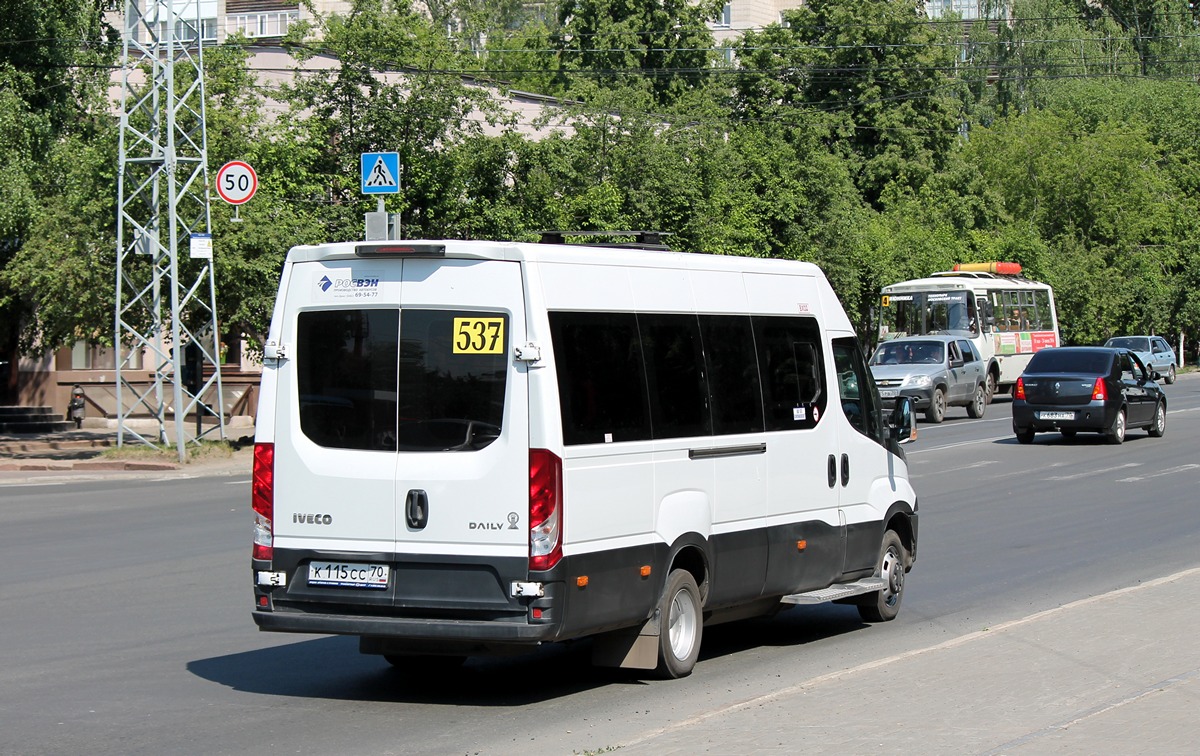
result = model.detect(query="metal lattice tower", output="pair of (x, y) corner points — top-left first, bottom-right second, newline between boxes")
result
(115, 0), (225, 461)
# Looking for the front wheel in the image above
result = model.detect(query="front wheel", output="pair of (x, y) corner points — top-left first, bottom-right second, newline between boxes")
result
(986, 372), (997, 404)
(656, 569), (702, 679)
(1148, 401), (1166, 437)
(966, 384), (986, 419)
(1106, 408), (1126, 445)
(925, 388), (946, 423)
(858, 530), (907, 623)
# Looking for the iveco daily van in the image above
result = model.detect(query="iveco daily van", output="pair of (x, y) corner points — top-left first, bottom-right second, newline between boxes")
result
(251, 235), (918, 678)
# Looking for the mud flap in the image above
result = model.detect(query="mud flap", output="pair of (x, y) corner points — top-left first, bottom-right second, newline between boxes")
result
(591, 616), (660, 669)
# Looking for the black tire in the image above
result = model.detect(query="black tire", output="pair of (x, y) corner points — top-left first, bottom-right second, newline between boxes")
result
(966, 383), (986, 419)
(858, 530), (907, 623)
(656, 569), (703, 679)
(1014, 425), (1035, 444)
(1148, 401), (1166, 437)
(1165, 365), (1176, 385)
(1106, 408), (1126, 445)
(985, 371), (997, 404)
(925, 387), (946, 423)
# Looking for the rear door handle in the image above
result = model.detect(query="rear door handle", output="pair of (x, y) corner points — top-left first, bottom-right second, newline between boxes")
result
(406, 489), (428, 530)
(840, 454), (850, 487)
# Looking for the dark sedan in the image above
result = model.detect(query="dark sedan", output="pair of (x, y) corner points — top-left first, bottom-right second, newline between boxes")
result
(1012, 347), (1166, 445)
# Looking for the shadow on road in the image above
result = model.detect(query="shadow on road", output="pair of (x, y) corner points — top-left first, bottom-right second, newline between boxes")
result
(188, 604), (873, 704)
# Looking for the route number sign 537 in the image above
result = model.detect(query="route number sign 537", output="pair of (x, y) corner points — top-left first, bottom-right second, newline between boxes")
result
(216, 161), (258, 205)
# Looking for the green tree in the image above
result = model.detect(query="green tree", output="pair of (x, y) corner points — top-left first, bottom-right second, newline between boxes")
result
(281, 0), (500, 239)
(551, 0), (723, 106)
(1099, 0), (1200, 76)
(0, 0), (116, 397)
(204, 38), (328, 351)
(963, 109), (1183, 344)
(734, 0), (964, 209)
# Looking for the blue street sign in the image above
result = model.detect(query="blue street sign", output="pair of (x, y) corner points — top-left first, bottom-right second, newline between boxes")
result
(361, 152), (400, 195)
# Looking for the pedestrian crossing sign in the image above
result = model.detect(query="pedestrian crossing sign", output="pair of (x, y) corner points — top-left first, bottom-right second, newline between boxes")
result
(361, 152), (400, 195)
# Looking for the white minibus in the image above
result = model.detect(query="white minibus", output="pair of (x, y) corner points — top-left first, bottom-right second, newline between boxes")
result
(251, 235), (919, 678)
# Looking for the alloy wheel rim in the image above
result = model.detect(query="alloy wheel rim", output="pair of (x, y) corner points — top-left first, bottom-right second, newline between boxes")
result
(668, 589), (698, 660)
(881, 546), (902, 607)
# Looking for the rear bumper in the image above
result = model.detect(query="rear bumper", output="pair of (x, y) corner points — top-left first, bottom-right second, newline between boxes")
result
(1012, 402), (1115, 432)
(252, 608), (559, 644)
(252, 548), (565, 646)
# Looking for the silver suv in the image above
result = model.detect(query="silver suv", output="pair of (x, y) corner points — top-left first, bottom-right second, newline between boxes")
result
(869, 335), (988, 423)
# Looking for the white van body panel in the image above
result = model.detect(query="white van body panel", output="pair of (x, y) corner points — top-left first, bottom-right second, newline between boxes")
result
(269, 254), (529, 556)
(270, 260), (400, 554)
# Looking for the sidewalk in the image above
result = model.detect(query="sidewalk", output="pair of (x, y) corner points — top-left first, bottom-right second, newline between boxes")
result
(0, 427), (253, 481)
(613, 567), (1200, 755)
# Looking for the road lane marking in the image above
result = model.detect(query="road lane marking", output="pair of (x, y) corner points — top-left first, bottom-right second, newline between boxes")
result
(1047, 463), (1141, 481)
(907, 434), (1013, 454)
(1117, 463), (1200, 482)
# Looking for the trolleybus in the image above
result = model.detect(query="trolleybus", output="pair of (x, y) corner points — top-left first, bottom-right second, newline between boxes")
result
(879, 262), (1060, 400)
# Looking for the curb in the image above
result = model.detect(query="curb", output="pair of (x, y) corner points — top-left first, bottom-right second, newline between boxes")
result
(0, 459), (180, 472)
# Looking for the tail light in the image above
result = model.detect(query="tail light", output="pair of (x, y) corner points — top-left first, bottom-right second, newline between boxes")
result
(1091, 377), (1107, 401)
(1014, 377), (1026, 400)
(252, 442), (275, 561)
(529, 449), (562, 571)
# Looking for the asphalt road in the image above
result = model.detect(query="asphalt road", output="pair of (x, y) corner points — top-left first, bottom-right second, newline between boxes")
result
(2, 373), (1198, 755)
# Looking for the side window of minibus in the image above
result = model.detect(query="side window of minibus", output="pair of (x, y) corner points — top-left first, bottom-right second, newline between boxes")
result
(639, 313), (711, 439)
(832, 337), (884, 443)
(698, 314), (764, 435)
(753, 316), (827, 431)
(549, 311), (653, 445)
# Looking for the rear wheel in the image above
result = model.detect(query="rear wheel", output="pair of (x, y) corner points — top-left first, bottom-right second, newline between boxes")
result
(925, 388), (946, 423)
(1106, 408), (1126, 445)
(858, 530), (907, 623)
(1165, 365), (1176, 385)
(966, 384), (986, 419)
(656, 569), (702, 679)
(1148, 401), (1166, 437)
(1015, 425), (1035, 444)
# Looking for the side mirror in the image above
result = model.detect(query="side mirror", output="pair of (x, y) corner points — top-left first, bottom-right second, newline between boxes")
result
(950, 357), (964, 368)
(1150, 370), (1162, 382)
(889, 396), (917, 445)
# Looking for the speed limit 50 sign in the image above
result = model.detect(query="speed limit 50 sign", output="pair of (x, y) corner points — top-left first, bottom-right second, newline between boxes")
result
(216, 161), (258, 205)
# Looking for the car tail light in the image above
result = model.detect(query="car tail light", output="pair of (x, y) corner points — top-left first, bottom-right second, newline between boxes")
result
(1091, 377), (1107, 401)
(529, 449), (562, 571)
(252, 443), (274, 561)
(1014, 377), (1026, 400)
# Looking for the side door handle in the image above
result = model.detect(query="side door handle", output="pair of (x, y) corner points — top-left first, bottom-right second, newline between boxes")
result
(406, 489), (429, 530)
(840, 453), (850, 487)
(827, 454), (837, 488)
